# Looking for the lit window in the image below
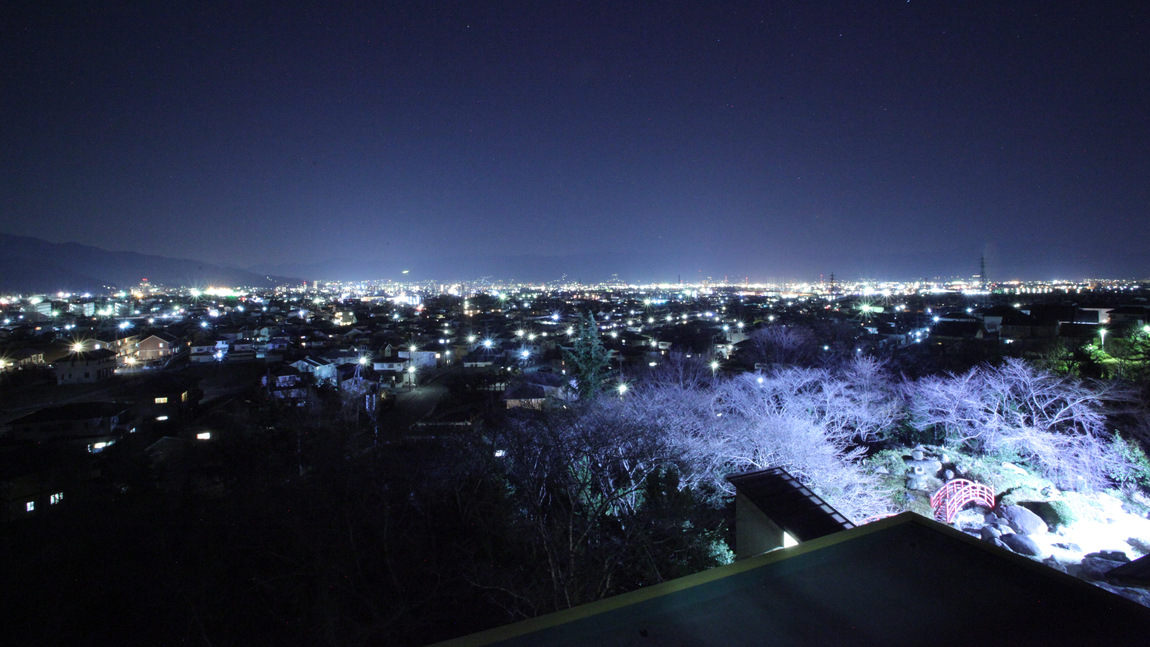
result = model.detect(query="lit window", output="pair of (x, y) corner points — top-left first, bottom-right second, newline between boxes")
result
(26, 501), (34, 512)
(50, 493), (63, 505)
(156, 415), (168, 421)
(155, 397), (168, 404)
(196, 432), (211, 440)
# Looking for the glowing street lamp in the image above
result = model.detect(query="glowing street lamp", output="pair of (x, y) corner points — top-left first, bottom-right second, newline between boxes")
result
(1099, 327), (1107, 350)
(617, 382), (628, 396)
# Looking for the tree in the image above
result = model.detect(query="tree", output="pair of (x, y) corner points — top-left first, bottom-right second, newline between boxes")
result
(908, 358), (1135, 490)
(621, 368), (892, 522)
(740, 325), (820, 368)
(482, 403), (723, 615)
(563, 313), (611, 400)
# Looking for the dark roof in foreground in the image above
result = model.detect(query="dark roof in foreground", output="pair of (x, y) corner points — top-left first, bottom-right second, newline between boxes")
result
(726, 467), (854, 542)
(432, 513), (1150, 646)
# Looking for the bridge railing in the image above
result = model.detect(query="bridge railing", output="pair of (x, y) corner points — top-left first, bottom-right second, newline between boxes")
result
(930, 479), (995, 524)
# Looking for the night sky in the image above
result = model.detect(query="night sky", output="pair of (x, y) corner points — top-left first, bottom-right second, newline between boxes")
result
(3, 2), (1148, 283)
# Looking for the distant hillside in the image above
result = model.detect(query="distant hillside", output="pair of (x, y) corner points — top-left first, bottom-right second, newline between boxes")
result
(0, 234), (299, 293)
(249, 251), (706, 285)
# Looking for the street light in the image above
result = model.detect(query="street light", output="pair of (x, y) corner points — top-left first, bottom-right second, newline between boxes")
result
(1099, 327), (1107, 350)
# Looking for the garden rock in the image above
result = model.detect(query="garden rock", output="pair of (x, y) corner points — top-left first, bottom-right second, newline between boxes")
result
(1041, 557), (1067, 573)
(1075, 557), (1126, 580)
(1085, 550), (1130, 564)
(1092, 582), (1150, 608)
(980, 526), (1002, 541)
(1000, 504), (1048, 535)
(1000, 532), (1043, 557)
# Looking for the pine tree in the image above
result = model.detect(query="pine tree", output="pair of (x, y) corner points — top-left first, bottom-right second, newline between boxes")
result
(565, 313), (610, 400)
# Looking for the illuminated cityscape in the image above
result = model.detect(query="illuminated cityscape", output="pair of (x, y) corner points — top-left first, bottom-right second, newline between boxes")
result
(3, 1), (1149, 643)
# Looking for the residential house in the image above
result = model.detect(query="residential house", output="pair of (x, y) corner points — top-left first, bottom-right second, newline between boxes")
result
(53, 348), (117, 384)
(1109, 305), (1149, 329)
(189, 340), (219, 363)
(291, 356), (339, 385)
(124, 374), (203, 424)
(136, 332), (180, 363)
(2, 348), (46, 370)
(262, 366), (308, 405)
(0, 447), (101, 522)
(7, 401), (129, 447)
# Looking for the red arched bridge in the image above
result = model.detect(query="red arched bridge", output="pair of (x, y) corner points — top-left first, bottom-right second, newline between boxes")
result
(930, 479), (995, 524)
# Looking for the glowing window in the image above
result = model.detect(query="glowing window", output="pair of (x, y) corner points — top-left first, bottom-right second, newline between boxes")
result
(196, 432), (211, 440)
(154, 397), (168, 404)
(50, 493), (63, 505)
(26, 501), (34, 512)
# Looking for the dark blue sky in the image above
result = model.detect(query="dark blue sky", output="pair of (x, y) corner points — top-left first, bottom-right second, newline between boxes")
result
(3, 1), (1148, 283)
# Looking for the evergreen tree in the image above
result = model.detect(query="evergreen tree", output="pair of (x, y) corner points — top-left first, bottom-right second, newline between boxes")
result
(565, 313), (610, 399)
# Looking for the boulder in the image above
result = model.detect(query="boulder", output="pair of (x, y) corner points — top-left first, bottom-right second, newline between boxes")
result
(1085, 550), (1130, 564)
(1075, 556), (1126, 580)
(1052, 542), (1082, 553)
(1000, 504), (1048, 536)
(1000, 532), (1043, 557)
(906, 474), (934, 491)
(993, 522), (1015, 536)
(1041, 556), (1067, 573)
(980, 526), (1002, 541)
(1092, 582), (1150, 607)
